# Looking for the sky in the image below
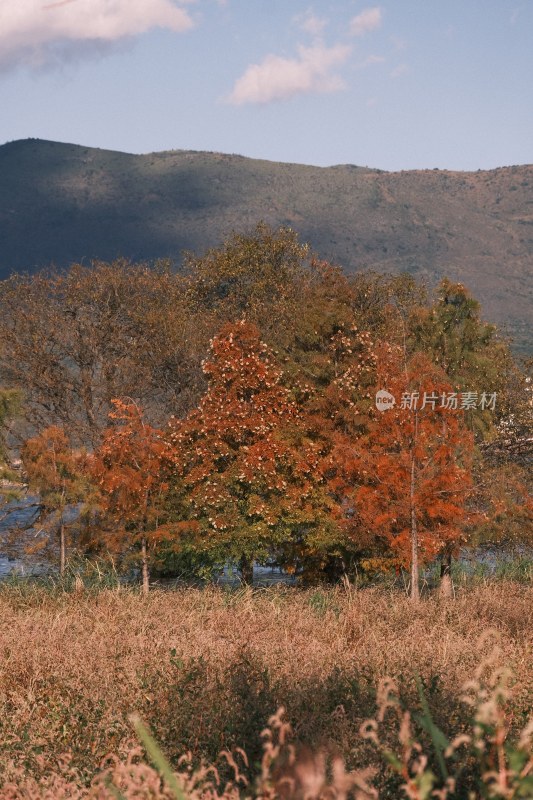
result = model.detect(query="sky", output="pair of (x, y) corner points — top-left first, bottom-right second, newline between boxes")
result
(0, 0), (531, 171)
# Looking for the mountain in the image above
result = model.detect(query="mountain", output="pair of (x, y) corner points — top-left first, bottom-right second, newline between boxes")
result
(0, 138), (531, 352)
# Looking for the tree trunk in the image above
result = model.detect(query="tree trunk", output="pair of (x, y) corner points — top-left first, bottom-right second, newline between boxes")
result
(141, 536), (149, 596)
(439, 552), (453, 599)
(59, 521), (66, 576)
(239, 554), (254, 585)
(410, 413), (420, 602)
(80, 364), (100, 448)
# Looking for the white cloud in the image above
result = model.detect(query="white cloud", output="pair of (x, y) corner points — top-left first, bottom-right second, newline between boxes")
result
(349, 7), (382, 37)
(226, 42), (351, 106)
(0, 0), (194, 72)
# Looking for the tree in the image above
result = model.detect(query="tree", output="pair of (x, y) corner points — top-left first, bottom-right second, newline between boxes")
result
(349, 271), (428, 349)
(411, 279), (532, 551)
(21, 426), (90, 574)
(89, 400), (173, 594)
(184, 222), (310, 326)
(468, 462), (533, 549)
(410, 278), (511, 441)
(332, 345), (474, 600)
(181, 225), (435, 417)
(0, 388), (22, 518)
(183, 224), (368, 394)
(479, 356), (532, 466)
(167, 321), (338, 583)
(0, 389), (20, 462)
(0, 260), (206, 447)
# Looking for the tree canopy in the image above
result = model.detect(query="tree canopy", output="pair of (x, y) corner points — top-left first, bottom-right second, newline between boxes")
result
(2, 224), (530, 588)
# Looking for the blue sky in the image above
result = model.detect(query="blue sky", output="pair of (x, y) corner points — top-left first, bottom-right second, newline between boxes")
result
(0, 0), (531, 171)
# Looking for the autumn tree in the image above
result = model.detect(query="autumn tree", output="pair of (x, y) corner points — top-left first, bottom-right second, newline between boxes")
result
(183, 224), (369, 393)
(410, 279), (531, 549)
(469, 462), (533, 549)
(185, 227), (431, 403)
(0, 388), (22, 518)
(168, 321), (338, 583)
(0, 260), (207, 447)
(89, 400), (173, 594)
(0, 389), (20, 460)
(331, 344), (474, 600)
(21, 426), (90, 574)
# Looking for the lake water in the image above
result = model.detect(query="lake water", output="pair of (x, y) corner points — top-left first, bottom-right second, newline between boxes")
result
(0, 494), (48, 579)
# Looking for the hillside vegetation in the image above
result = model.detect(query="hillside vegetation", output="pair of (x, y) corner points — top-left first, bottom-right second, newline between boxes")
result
(0, 138), (531, 351)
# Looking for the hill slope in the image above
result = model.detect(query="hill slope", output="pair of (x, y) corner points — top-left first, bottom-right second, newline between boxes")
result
(0, 138), (531, 351)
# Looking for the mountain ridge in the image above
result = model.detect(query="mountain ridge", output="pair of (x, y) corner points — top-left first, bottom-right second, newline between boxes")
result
(1, 138), (531, 352)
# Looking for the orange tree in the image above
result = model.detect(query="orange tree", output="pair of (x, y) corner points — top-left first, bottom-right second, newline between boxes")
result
(89, 399), (174, 594)
(167, 320), (339, 582)
(330, 344), (474, 600)
(21, 426), (90, 575)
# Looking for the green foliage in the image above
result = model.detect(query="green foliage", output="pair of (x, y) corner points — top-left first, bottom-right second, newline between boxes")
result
(362, 657), (533, 799)
(151, 540), (226, 583)
(184, 221), (309, 320)
(411, 279), (511, 441)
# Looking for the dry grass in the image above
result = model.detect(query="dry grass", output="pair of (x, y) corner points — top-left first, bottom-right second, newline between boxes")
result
(0, 581), (531, 796)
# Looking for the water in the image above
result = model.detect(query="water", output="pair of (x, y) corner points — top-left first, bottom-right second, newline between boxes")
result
(0, 494), (49, 579)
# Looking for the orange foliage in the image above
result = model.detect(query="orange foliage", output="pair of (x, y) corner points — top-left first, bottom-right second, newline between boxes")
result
(22, 426), (86, 506)
(89, 400), (175, 590)
(21, 426), (90, 571)
(331, 344), (474, 570)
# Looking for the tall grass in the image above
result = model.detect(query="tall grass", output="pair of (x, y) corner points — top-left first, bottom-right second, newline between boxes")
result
(0, 582), (531, 797)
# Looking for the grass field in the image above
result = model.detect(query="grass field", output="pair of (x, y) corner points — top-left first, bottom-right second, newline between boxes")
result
(0, 580), (531, 798)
